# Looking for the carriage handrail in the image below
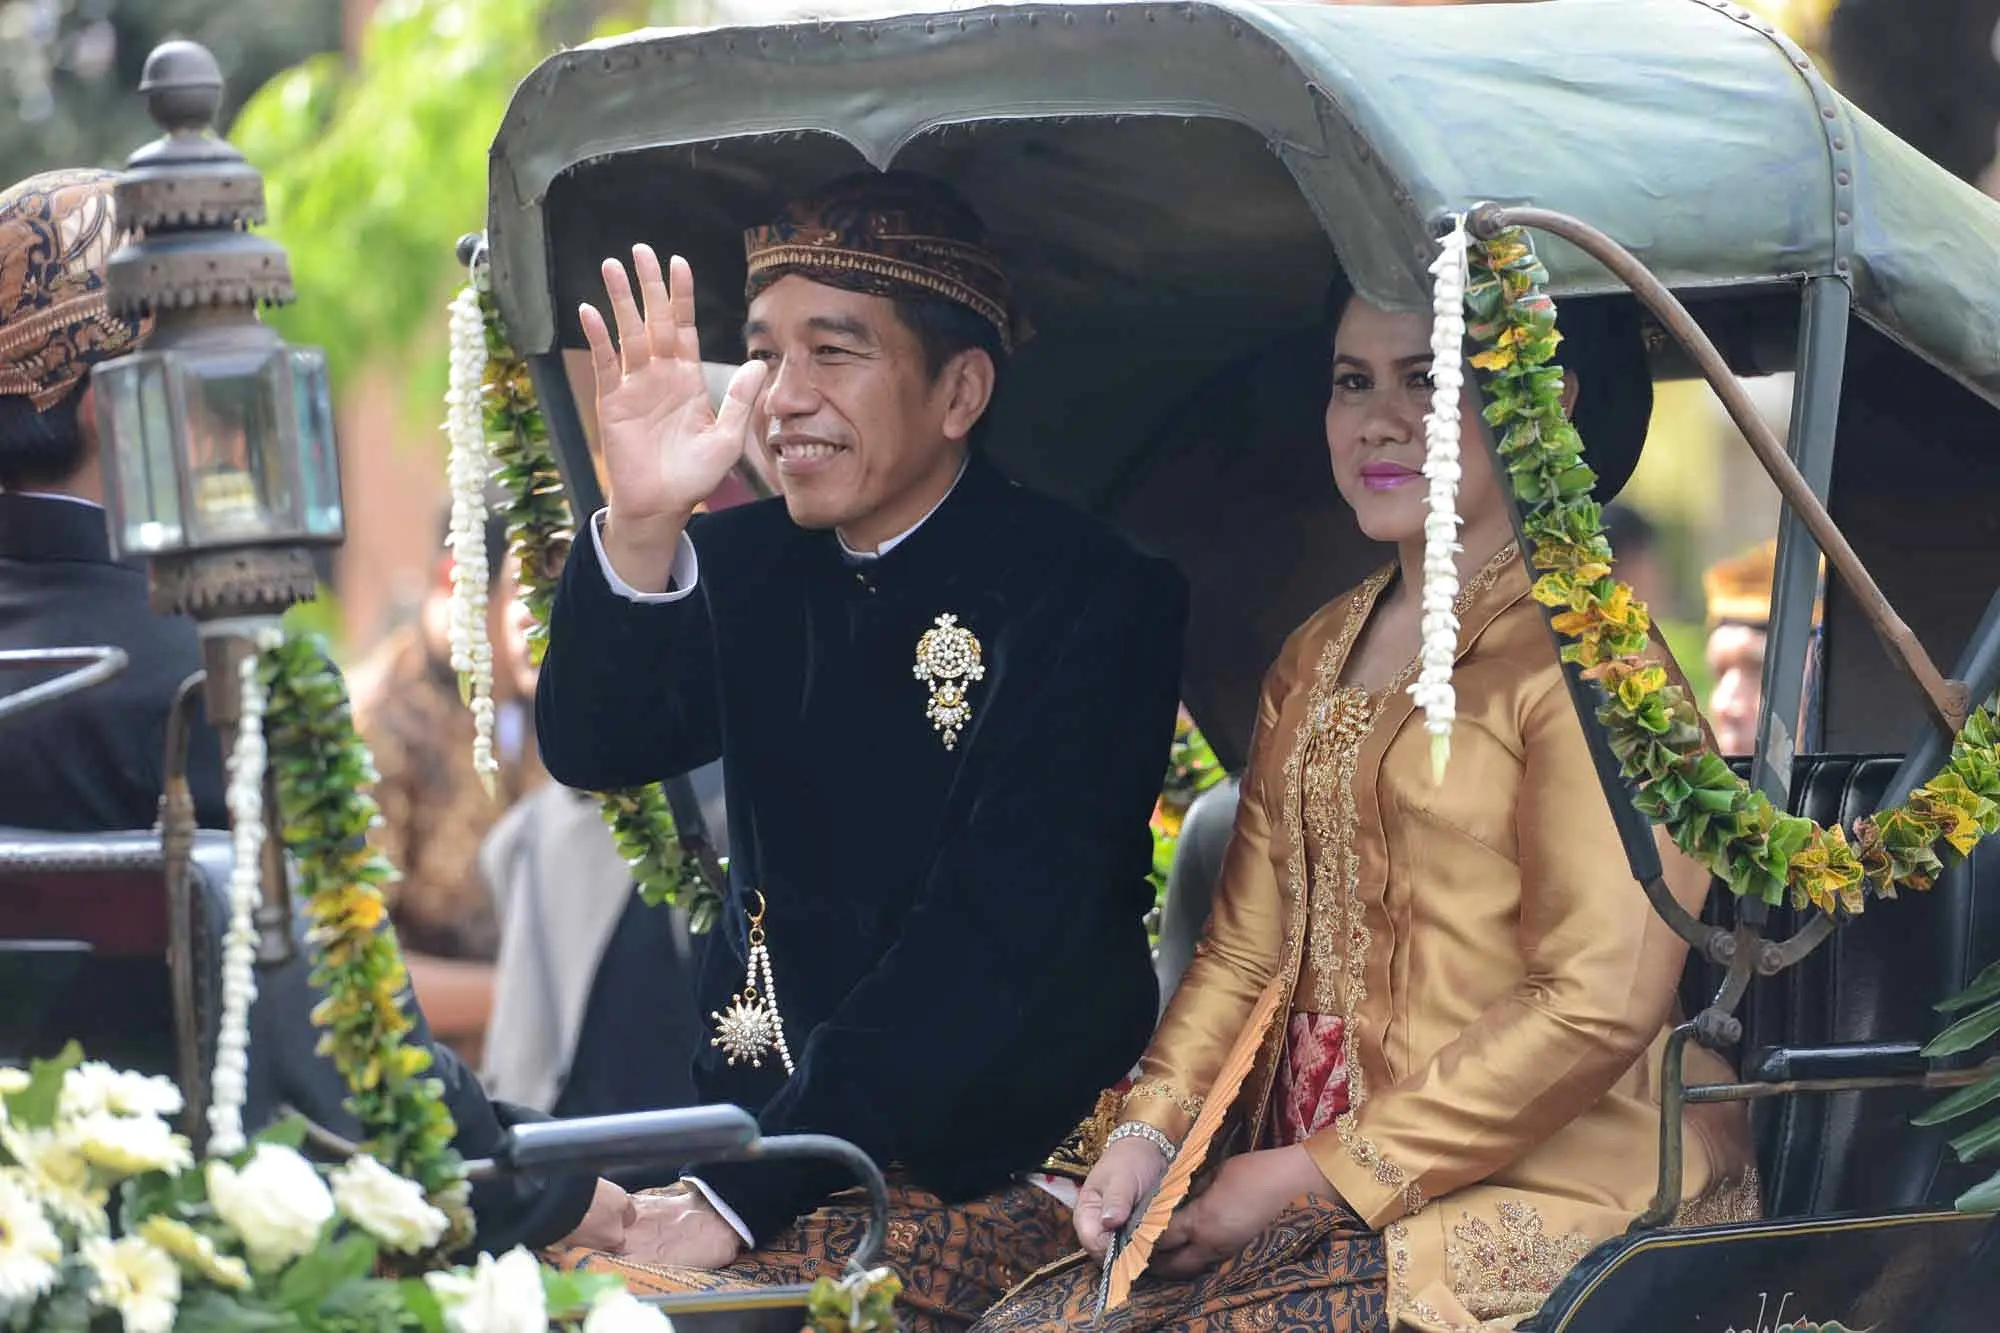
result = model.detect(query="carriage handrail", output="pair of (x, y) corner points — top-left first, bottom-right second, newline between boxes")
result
(0, 646), (129, 725)
(1465, 203), (1969, 740)
(1636, 1023), (2000, 1231)
(452, 1108), (891, 1273)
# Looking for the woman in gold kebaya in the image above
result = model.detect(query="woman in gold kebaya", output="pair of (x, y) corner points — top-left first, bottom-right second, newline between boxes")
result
(978, 281), (1758, 1332)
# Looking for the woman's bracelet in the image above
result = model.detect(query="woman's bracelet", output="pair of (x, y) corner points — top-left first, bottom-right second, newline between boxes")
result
(1106, 1121), (1179, 1163)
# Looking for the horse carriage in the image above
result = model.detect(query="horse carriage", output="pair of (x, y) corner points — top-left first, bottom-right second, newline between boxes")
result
(7, 0), (2000, 1328)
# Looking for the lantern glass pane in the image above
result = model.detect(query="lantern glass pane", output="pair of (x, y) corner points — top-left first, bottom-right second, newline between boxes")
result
(180, 349), (302, 547)
(290, 347), (345, 539)
(93, 352), (186, 555)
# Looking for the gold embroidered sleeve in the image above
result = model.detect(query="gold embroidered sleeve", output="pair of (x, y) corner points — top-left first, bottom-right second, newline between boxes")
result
(1306, 672), (1708, 1228)
(1122, 663), (1294, 1145)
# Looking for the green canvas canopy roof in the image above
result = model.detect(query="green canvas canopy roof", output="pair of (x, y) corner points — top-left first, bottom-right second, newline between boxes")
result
(488, 0), (2000, 406)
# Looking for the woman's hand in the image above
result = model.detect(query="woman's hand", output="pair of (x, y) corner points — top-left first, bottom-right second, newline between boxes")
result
(1075, 1135), (1171, 1259)
(1150, 1146), (1337, 1278)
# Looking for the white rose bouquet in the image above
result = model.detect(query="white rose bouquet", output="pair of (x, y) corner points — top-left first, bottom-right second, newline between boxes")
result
(0, 1047), (661, 1333)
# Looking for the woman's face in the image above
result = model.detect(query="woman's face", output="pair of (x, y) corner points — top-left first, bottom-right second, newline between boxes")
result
(1324, 296), (1504, 547)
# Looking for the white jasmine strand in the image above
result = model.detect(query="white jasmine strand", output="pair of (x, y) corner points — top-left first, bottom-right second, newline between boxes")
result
(209, 632), (279, 1157)
(1408, 214), (1471, 784)
(444, 283), (497, 790)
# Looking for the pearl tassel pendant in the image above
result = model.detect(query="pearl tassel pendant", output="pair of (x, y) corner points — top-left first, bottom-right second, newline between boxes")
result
(208, 631), (280, 1157)
(1409, 215), (1471, 785)
(444, 281), (497, 794)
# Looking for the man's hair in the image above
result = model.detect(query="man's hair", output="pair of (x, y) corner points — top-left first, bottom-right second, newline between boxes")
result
(0, 382), (89, 489)
(890, 293), (1007, 448)
(893, 292), (1010, 383)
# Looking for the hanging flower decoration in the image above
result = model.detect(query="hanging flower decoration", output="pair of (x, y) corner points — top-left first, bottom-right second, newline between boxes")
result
(256, 632), (473, 1255)
(1463, 223), (2000, 919)
(444, 246), (722, 934)
(207, 633), (281, 1158)
(446, 283), (499, 794)
(1411, 214), (1472, 783)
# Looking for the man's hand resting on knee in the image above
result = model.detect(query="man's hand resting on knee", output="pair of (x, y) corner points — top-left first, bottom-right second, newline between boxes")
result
(616, 1185), (746, 1269)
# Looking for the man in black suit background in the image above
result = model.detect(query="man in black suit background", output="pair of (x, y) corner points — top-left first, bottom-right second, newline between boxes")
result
(0, 168), (227, 833)
(0, 167), (636, 1258)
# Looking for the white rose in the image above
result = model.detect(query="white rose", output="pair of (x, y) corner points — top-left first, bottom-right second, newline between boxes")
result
(204, 1145), (335, 1270)
(425, 1248), (547, 1333)
(81, 1235), (181, 1333)
(584, 1289), (676, 1333)
(60, 1064), (183, 1121)
(69, 1113), (193, 1180)
(330, 1154), (448, 1255)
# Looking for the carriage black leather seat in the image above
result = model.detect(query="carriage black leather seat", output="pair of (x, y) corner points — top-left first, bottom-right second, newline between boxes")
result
(1680, 756), (2000, 1220)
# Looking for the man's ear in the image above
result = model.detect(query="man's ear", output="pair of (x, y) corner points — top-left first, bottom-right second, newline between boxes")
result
(1560, 368), (1580, 418)
(938, 347), (997, 444)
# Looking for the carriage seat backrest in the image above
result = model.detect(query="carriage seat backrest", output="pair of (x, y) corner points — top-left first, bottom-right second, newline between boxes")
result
(1682, 756), (2000, 1219)
(0, 827), (234, 1075)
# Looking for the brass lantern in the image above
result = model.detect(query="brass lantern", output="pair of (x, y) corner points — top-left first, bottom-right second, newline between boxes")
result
(94, 39), (344, 617)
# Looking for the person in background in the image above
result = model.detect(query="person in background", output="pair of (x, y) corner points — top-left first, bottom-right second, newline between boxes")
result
(348, 508), (541, 1065)
(479, 541), (710, 1118)
(1701, 537), (1825, 758)
(0, 169), (227, 835)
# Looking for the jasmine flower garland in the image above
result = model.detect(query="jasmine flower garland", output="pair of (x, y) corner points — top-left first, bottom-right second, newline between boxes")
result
(1411, 214), (1471, 783)
(445, 282), (498, 792)
(209, 634), (279, 1158)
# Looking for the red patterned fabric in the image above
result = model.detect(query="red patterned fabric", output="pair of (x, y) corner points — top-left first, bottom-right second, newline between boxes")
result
(1271, 1012), (1349, 1147)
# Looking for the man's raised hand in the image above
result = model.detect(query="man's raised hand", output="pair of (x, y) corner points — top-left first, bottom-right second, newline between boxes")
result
(579, 246), (767, 592)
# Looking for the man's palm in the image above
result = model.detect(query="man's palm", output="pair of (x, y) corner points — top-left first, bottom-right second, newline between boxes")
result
(582, 246), (766, 527)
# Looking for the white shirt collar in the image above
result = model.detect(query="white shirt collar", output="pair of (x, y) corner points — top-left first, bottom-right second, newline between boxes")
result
(835, 456), (970, 562)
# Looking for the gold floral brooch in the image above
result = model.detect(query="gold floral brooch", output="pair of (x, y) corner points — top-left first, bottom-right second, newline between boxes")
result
(913, 613), (985, 750)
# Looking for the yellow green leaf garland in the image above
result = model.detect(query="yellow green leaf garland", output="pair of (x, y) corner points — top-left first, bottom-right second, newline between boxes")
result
(258, 632), (473, 1258)
(1466, 226), (2000, 917)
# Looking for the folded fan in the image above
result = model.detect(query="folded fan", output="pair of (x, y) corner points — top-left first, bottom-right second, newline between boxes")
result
(1103, 972), (1289, 1313)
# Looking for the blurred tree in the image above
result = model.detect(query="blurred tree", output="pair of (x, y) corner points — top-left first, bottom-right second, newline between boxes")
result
(228, 0), (720, 418)
(0, 0), (340, 186)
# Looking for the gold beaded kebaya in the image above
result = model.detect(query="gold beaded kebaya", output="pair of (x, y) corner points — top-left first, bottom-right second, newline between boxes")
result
(710, 889), (795, 1075)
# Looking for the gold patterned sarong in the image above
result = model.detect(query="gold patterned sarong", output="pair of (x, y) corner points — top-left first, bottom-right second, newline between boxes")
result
(557, 1179), (1073, 1332)
(974, 1198), (1388, 1331)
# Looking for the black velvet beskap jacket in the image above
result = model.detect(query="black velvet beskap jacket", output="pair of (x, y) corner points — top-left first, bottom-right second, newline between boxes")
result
(537, 455), (1188, 1243)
